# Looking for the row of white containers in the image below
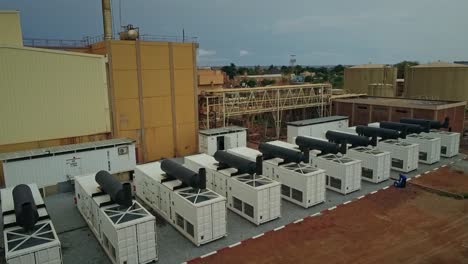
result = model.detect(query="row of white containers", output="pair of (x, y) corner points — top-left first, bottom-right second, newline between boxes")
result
(134, 162), (227, 246)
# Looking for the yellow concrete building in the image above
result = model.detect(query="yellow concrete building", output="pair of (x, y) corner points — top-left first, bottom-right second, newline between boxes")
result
(198, 68), (225, 90)
(90, 40), (198, 162)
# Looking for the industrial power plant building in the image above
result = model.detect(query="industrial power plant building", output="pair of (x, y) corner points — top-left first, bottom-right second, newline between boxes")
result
(0, 10), (198, 165)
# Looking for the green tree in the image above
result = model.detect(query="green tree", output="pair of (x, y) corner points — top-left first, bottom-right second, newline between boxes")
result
(237, 67), (248, 75)
(394, 61), (419, 78)
(247, 78), (257, 87)
(304, 75), (313, 83)
(332, 64), (345, 74)
(260, 79), (276, 86)
(221, 63), (237, 80)
(294, 65), (304, 74)
(281, 65), (292, 75)
(267, 64), (277, 74)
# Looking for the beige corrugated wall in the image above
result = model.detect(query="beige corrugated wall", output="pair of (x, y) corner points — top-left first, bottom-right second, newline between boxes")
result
(344, 67), (397, 94)
(0, 11), (23, 46)
(0, 46), (111, 145)
(405, 67), (468, 102)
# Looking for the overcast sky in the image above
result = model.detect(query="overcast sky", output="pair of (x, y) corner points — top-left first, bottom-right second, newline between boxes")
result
(2, 0), (468, 66)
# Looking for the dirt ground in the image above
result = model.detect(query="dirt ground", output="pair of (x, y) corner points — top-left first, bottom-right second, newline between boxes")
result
(191, 184), (468, 264)
(411, 166), (468, 197)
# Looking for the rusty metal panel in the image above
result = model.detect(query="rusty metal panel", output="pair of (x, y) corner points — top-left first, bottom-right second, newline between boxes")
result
(390, 107), (412, 122)
(333, 102), (353, 117)
(412, 109), (435, 120)
(370, 106), (390, 123)
(353, 104), (371, 125)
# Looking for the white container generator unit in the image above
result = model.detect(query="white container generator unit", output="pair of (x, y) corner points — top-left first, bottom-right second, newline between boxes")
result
(399, 117), (460, 158)
(2, 184), (63, 264)
(377, 121), (440, 164)
(199, 126), (247, 155)
(377, 139), (419, 173)
(312, 154), (361, 194)
(0, 138), (136, 189)
(286, 116), (349, 143)
(294, 136), (362, 195)
(75, 172), (158, 264)
(325, 130), (391, 183)
(255, 142), (326, 208)
(402, 134), (441, 164)
(134, 160), (227, 246)
(184, 151), (281, 225)
(425, 130), (460, 157)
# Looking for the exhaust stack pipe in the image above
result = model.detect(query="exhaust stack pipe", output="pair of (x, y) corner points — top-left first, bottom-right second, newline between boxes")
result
(102, 0), (113, 40)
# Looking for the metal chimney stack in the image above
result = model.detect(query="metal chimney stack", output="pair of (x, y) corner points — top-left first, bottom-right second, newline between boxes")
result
(102, 0), (113, 40)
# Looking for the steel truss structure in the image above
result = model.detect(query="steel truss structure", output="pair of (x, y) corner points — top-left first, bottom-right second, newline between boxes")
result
(199, 84), (333, 137)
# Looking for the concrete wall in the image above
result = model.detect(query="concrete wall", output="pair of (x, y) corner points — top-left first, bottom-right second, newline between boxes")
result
(0, 46), (111, 146)
(0, 11), (23, 46)
(92, 40), (198, 162)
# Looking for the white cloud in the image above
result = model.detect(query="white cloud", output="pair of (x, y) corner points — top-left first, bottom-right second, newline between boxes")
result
(198, 48), (216, 57)
(240, 50), (250, 56)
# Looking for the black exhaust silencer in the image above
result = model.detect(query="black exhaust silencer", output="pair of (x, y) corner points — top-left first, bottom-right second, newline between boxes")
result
(96, 170), (133, 207)
(13, 184), (39, 232)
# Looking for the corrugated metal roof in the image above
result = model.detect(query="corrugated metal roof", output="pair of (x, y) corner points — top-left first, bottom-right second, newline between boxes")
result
(0, 138), (135, 161)
(411, 62), (468, 68)
(349, 64), (391, 69)
(199, 126), (247, 136)
(287, 116), (348, 127)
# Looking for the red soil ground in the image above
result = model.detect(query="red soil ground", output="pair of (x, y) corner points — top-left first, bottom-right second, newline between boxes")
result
(192, 184), (468, 264)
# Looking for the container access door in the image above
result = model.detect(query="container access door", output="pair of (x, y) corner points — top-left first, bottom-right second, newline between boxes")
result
(137, 221), (158, 263)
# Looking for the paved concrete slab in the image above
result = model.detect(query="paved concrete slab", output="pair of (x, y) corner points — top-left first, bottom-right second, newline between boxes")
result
(0, 154), (463, 264)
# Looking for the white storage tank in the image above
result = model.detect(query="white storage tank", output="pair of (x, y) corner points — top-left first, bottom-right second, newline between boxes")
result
(402, 134), (441, 164)
(312, 154), (361, 195)
(199, 126), (247, 155)
(74, 174), (158, 264)
(0, 138), (136, 189)
(287, 116), (349, 143)
(134, 161), (227, 246)
(2, 184), (63, 264)
(346, 146), (391, 183)
(377, 139), (419, 172)
(423, 130), (460, 158)
(184, 153), (281, 225)
(229, 145), (326, 208)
